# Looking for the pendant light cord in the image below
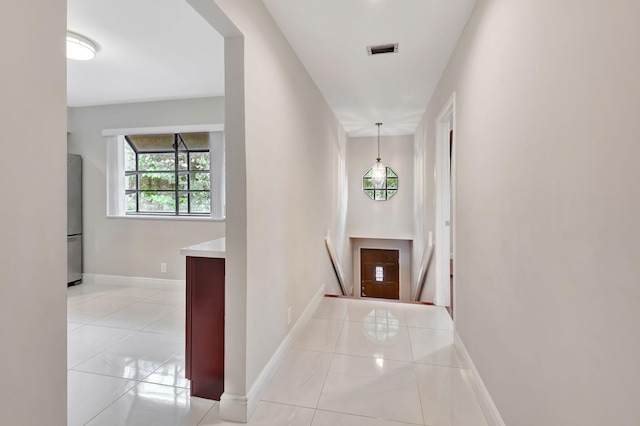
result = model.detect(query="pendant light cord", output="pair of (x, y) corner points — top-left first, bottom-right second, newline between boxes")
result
(376, 122), (382, 161)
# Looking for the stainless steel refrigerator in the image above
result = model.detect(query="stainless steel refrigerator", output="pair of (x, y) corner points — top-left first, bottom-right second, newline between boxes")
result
(67, 154), (83, 285)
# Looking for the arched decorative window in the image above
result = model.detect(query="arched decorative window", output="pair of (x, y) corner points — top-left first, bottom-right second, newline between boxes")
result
(363, 166), (398, 201)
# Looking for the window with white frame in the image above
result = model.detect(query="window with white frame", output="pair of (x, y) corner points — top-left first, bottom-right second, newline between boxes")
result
(104, 125), (225, 219)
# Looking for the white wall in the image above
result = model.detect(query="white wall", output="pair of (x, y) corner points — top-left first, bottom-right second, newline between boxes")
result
(67, 97), (226, 280)
(347, 135), (414, 240)
(347, 135), (414, 298)
(419, 0), (640, 424)
(413, 120), (437, 302)
(193, 0), (347, 420)
(328, 128), (350, 296)
(0, 0), (67, 423)
(232, 0), (345, 386)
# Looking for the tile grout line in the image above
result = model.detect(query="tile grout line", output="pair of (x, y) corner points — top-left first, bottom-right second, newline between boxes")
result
(196, 401), (218, 426)
(68, 294), (140, 325)
(67, 330), (138, 370)
(86, 299), (182, 331)
(79, 378), (142, 426)
(402, 300), (427, 426)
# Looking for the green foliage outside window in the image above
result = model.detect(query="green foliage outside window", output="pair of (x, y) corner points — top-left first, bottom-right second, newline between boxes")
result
(125, 133), (211, 215)
(362, 167), (398, 201)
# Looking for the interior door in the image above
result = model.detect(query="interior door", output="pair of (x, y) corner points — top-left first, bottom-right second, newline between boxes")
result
(361, 249), (400, 300)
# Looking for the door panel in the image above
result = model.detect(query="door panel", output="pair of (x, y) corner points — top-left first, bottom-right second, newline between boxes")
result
(361, 249), (399, 300)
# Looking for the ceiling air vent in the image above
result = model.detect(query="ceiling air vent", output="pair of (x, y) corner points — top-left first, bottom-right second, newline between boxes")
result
(367, 43), (398, 56)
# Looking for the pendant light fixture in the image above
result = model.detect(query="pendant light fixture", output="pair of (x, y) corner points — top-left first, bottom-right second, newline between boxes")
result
(371, 122), (386, 189)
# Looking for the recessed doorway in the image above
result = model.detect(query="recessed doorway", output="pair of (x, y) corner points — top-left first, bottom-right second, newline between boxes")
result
(360, 248), (400, 300)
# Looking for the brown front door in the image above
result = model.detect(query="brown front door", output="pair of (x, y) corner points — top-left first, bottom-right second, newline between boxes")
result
(361, 249), (400, 300)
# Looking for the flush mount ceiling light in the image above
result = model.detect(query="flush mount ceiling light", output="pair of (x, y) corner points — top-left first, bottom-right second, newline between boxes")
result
(66, 31), (96, 61)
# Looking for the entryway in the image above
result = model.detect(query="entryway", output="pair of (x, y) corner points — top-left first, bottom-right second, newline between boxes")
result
(435, 93), (455, 315)
(360, 248), (400, 300)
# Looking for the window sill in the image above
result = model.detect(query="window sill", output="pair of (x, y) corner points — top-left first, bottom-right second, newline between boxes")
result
(107, 214), (225, 223)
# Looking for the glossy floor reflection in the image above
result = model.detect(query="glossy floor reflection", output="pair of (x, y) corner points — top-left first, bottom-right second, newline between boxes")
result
(68, 285), (488, 425)
(66, 283), (204, 426)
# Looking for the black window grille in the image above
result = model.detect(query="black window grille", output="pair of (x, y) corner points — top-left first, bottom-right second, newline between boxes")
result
(124, 132), (211, 216)
(362, 166), (398, 201)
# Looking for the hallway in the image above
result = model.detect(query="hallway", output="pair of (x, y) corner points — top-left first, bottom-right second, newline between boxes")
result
(67, 284), (487, 425)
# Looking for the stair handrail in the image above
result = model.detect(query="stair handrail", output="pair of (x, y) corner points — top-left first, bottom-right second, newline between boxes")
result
(413, 242), (435, 301)
(324, 234), (348, 296)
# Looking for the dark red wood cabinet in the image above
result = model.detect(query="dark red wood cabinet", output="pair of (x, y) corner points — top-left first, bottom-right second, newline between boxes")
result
(185, 256), (225, 400)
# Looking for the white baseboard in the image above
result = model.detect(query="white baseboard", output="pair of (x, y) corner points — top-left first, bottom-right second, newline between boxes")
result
(219, 393), (248, 423)
(82, 273), (185, 291)
(218, 284), (326, 423)
(454, 331), (506, 426)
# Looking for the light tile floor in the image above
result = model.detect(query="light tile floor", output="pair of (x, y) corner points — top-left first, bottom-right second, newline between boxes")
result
(68, 284), (488, 425)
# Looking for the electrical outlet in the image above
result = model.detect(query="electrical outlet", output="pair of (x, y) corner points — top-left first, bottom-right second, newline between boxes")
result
(161, 262), (167, 273)
(287, 307), (292, 326)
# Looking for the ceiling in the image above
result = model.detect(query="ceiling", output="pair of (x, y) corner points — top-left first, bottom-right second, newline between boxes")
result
(67, 0), (477, 136)
(262, 0), (477, 136)
(67, 0), (224, 107)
